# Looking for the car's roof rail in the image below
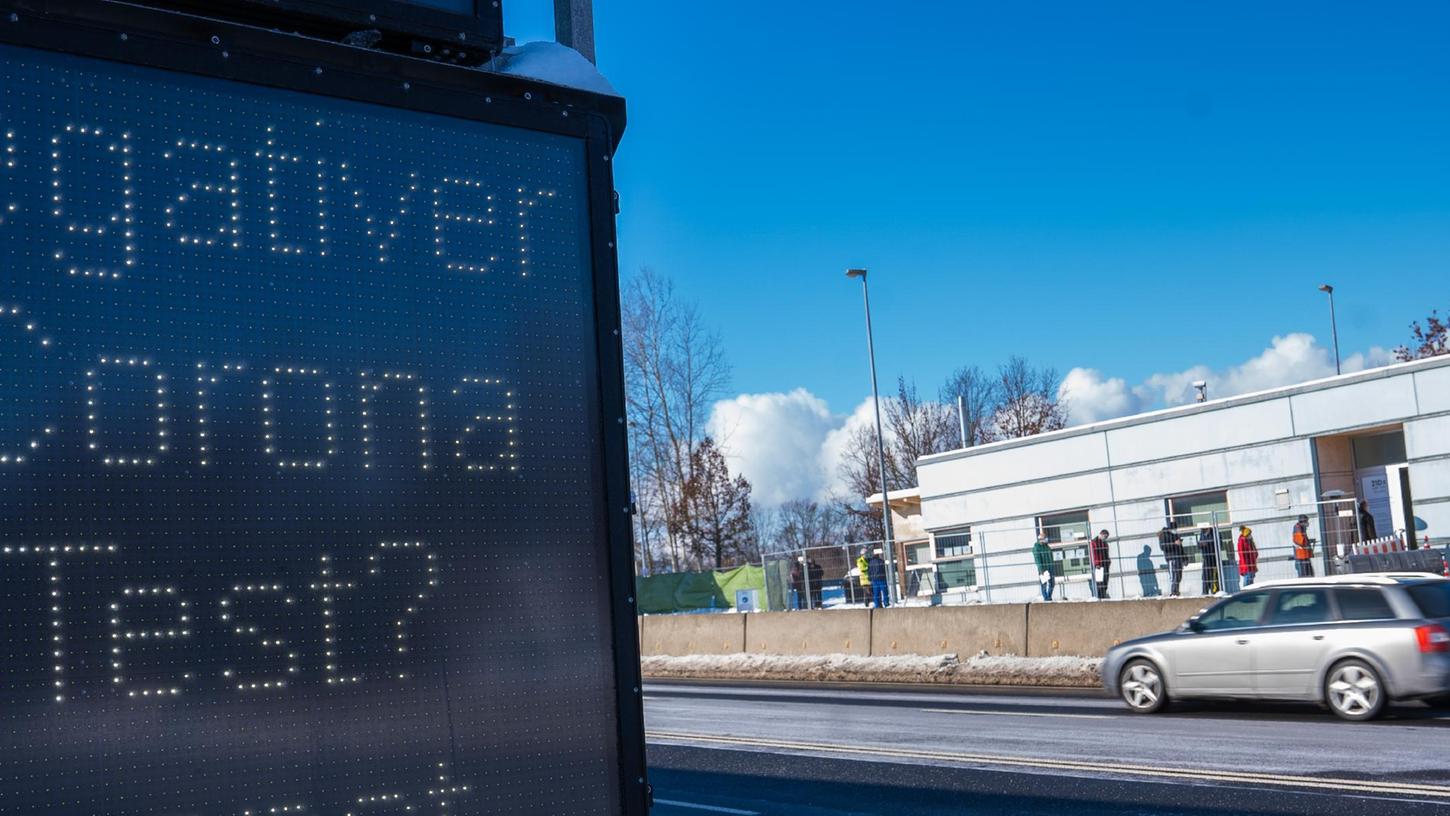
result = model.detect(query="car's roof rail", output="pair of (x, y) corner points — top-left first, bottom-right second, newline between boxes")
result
(1250, 572), (1446, 590)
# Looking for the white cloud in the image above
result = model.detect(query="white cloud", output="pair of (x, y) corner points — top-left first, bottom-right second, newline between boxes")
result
(711, 335), (1396, 503)
(1059, 333), (1394, 425)
(707, 389), (841, 506)
(1058, 368), (1144, 425)
(706, 390), (882, 507)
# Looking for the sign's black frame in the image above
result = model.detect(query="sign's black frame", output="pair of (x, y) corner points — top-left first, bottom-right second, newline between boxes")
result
(0, 1), (644, 813)
(134, 0), (506, 58)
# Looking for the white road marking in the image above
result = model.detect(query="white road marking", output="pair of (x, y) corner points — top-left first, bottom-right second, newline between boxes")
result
(652, 798), (760, 815)
(919, 707), (1113, 720)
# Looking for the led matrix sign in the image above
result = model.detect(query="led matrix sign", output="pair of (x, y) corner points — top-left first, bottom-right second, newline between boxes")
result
(0, 43), (627, 815)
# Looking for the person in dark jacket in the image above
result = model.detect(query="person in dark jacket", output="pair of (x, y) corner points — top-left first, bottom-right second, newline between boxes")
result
(1090, 530), (1112, 600)
(789, 560), (805, 610)
(1199, 527), (1221, 595)
(1359, 500), (1378, 541)
(1032, 534), (1055, 601)
(867, 553), (890, 609)
(807, 558), (824, 609)
(1237, 525), (1259, 587)
(1158, 526), (1185, 597)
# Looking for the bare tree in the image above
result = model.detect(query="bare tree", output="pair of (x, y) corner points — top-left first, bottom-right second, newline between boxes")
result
(886, 377), (959, 468)
(836, 378), (956, 526)
(775, 499), (851, 552)
(941, 365), (1001, 447)
(1394, 310), (1449, 361)
(671, 437), (754, 569)
(992, 356), (1067, 439)
(622, 268), (731, 572)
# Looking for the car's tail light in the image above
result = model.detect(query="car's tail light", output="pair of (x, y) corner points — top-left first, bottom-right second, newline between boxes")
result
(1415, 624), (1450, 653)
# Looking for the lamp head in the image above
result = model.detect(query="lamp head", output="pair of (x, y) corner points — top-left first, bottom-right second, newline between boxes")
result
(845, 268), (868, 280)
(1319, 284), (1334, 294)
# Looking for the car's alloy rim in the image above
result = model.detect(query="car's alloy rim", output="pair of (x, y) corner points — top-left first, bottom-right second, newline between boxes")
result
(1122, 663), (1161, 709)
(1328, 664), (1380, 716)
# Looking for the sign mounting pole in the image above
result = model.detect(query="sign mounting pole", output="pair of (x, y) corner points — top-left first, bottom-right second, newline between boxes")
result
(554, 0), (595, 63)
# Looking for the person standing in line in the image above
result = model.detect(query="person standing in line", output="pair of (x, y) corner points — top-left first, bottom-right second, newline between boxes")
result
(1159, 526), (1185, 597)
(807, 558), (825, 609)
(1032, 534), (1055, 601)
(1359, 500), (1378, 542)
(1090, 529), (1112, 600)
(1293, 514), (1316, 577)
(855, 548), (871, 605)
(867, 551), (890, 609)
(1199, 527), (1220, 595)
(789, 559), (805, 610)
(1237, 525), (1259, 587)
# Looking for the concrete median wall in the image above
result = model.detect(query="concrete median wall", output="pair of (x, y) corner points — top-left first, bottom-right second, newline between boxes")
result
(869, 605), (1027, 657)
(745, 610), (871, 656)
(641, 597), (1214, 659)
(1025, 597), (1207, 656)
(639, 613), (745, 656)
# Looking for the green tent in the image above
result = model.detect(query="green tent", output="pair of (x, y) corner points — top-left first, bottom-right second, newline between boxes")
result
(636, 564), (765, 614)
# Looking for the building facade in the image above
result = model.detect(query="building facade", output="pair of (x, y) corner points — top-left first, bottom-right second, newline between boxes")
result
(904, 354), (1450, 605)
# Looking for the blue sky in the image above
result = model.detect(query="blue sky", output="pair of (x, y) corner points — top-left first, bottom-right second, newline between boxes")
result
(506, 1), (1450, 500)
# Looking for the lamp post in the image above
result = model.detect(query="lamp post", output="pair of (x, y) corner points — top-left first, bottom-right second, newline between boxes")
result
(1319, 284), (1341, 376)
(845, 268), (898, 604)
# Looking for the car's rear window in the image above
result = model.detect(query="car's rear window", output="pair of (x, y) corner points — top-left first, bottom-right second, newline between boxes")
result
(1407, 583), (1450, 618)
(1335, 588), (1396, 620)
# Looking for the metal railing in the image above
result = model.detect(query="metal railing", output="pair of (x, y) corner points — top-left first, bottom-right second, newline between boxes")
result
(645, 499), (1446, 614)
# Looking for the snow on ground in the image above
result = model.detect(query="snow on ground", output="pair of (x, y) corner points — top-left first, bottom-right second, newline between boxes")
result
(641, 652), (1102, 687)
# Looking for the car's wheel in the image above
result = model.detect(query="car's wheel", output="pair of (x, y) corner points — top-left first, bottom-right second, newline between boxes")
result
(1325, 659), (1386, 721)
(1119, 658), (1167, 714)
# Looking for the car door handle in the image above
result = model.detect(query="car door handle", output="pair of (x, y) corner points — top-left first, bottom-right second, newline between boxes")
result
(1236, 638), (1250, 645)
(1312, 635), (1325, 641)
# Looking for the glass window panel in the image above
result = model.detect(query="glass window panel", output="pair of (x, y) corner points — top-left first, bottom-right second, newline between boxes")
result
(1335, 588), (1396, 621)
(936, 559), (977, 591)
(934, 530), (972, 559)
(1197, 592), (1269, 631)
(1270, 590), (1334, 625)
(1352, 431), (1407, 468)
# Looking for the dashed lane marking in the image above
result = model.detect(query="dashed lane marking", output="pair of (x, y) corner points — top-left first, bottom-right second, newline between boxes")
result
(919, 707), (1113, 720)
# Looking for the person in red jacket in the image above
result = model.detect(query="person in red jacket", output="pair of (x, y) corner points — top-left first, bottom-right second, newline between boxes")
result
(1090, 529), (1112, 600)
(1237, 525), (1259, 587)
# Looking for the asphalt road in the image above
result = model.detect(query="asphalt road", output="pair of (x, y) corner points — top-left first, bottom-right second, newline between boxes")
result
(644, 682), (1450, 815)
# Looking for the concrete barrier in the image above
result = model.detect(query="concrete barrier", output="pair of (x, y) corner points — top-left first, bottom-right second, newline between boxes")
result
(870, 605), (1027, 657)
(639, 613), (745, 656)
(745, 610), (871, 656)
(639, 596), (1217, 660)
(1026, 597), (1208, 657)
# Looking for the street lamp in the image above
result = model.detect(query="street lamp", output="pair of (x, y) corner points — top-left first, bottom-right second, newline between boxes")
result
(1319, 284), (1341, 376)
(845, 268), (898, 605)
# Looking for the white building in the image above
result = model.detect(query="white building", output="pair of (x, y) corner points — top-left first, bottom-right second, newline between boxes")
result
(902, 354), (1450, 604)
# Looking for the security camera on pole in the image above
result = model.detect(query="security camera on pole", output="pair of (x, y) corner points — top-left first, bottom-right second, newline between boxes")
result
(845, 268), (898, 605)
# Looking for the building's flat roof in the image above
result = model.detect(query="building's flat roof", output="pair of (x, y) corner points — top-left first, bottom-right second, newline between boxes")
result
(920, 353), (1450, 467)
(865, 486), (922, 506)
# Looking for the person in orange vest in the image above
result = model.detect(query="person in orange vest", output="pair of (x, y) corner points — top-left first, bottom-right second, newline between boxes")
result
(1292, 515), (1316, 577)
(1237, 525), (1259, 587)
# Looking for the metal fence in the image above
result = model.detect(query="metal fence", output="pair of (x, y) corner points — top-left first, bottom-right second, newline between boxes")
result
(760, 542), (878, 612)
(755, 498), (1448, 611)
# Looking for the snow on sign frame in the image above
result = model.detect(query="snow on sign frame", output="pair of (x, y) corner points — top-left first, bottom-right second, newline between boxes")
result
(0, 3), (644, 816)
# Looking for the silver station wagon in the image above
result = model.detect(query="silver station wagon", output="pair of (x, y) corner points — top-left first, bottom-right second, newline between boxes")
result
(1103, 574), (1450, 720)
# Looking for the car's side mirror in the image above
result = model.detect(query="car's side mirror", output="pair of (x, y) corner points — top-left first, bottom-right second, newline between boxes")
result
(1185, 618), (1205, 633)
